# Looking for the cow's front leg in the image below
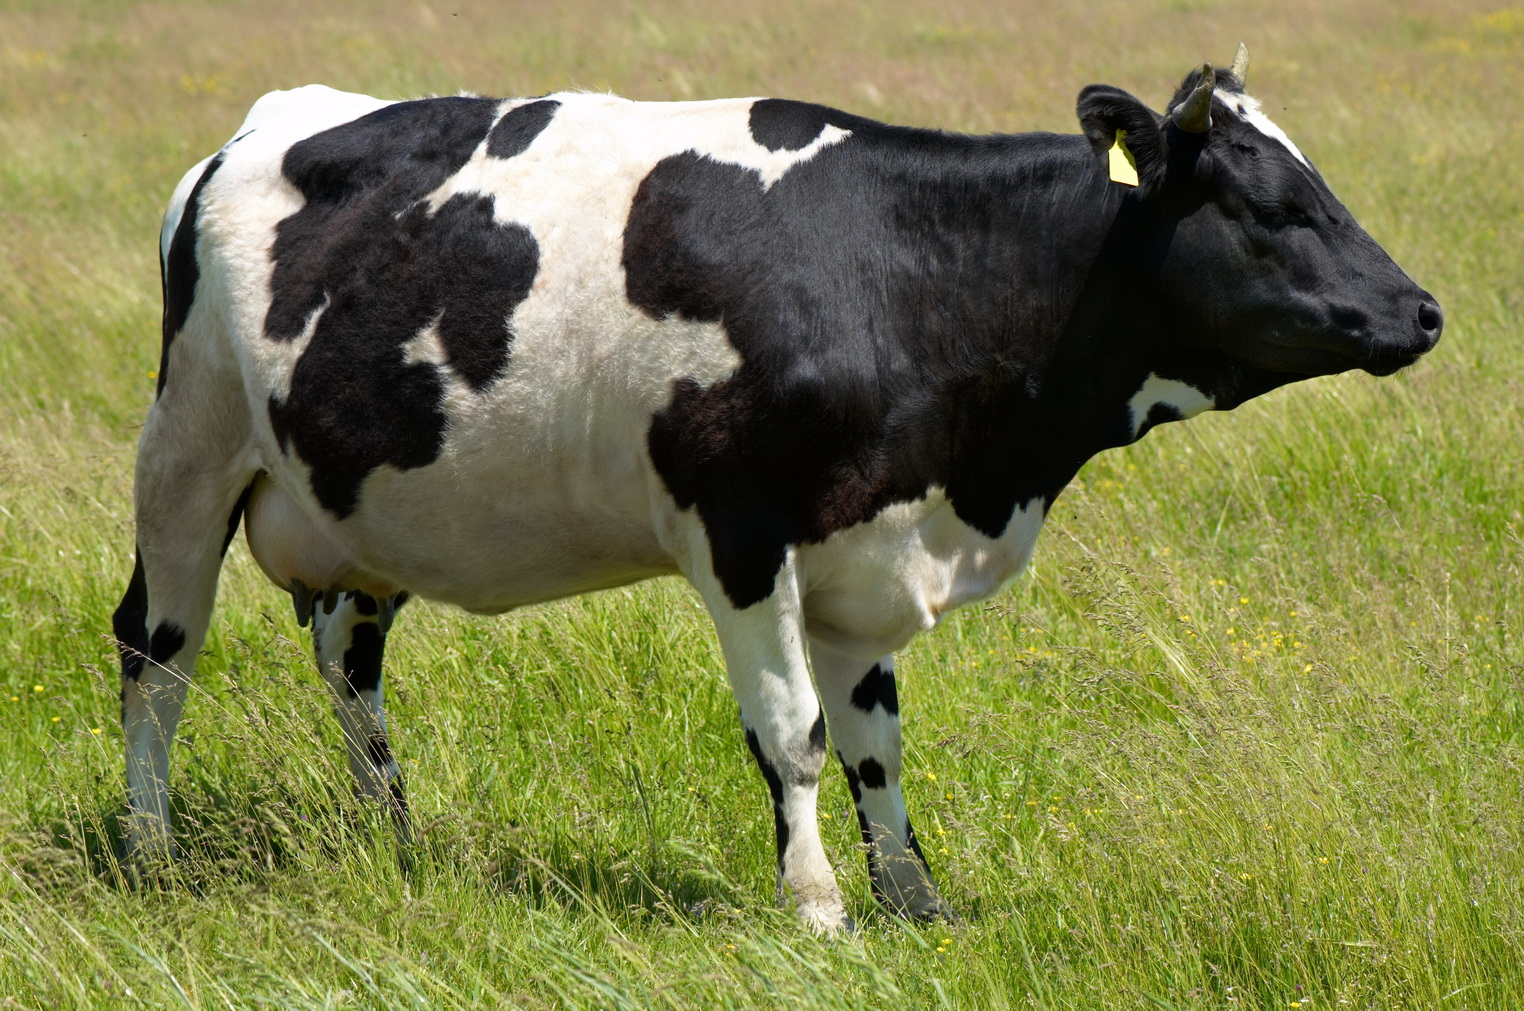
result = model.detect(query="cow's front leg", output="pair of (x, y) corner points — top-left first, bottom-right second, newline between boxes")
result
(688, 550), (847, 933)
(812, 640), (950, 921)
(312, 590), (411, 840)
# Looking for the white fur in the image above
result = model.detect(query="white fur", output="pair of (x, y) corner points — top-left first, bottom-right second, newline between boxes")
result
(160, 153), (216, 266)
(1218, 90), (1310, 168)
(800, 492), (1048, 660)
(1128, 373), (1214, 438)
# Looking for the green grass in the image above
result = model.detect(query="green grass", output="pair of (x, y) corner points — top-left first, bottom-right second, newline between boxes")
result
(2, 0), (1523, 1007)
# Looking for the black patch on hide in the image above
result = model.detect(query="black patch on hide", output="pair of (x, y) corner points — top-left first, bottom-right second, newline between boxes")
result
(264, 97), (540, 518)
(745, 727), (789, 869)
(113, 552), (149, 682)
(342, 620), (384, 697)
(366, 732), (394, 767)
(221, 480), (255, 556)
(148, 622), (186, 666)
(747, 98), (861, 152)
(850, 663), (898, 715)
(625, 124), (1085, 608)
(857, 757), (887, 790)
(486, 99), (559, 159)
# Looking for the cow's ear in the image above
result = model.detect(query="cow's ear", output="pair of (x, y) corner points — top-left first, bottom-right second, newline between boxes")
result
(1076, 85), (1167, 193)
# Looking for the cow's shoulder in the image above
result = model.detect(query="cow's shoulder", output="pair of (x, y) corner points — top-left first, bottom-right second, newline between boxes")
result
(621, 103), (1026, 608)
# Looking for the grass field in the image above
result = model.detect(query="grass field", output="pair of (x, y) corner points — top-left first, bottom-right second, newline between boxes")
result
(3, 0), (1523, 1007)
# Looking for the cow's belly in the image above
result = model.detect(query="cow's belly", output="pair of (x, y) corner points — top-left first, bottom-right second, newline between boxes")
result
(246, 459), (681, 612)
(798, 492), (1047, 660)
(357, 460), (680, 611)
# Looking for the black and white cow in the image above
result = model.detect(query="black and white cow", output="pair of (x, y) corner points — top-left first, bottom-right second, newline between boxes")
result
(114, 47), (1440, 930)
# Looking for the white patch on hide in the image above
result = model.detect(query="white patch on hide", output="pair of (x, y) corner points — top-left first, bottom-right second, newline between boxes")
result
(728, 123), (853, 190)
(401, 317), (449, 369)
(798, 492), (1048, 659)
(1217, 91), (1310, 168)
(160, 153), (217, 266)
(1129, 374), (1214, 438)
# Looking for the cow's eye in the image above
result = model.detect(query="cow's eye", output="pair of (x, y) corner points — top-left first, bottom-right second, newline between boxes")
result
(1254, 199), (1314, 229)
(1278, 202), (1313, 225)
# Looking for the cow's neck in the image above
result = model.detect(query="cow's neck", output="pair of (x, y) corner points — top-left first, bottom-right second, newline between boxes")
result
(911, 134), (1192, 533)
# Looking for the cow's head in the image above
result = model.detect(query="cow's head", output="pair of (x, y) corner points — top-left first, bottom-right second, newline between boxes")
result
(1076, 46), (1441, 404)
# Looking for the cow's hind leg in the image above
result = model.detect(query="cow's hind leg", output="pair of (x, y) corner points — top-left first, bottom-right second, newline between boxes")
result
(812, 640), (950, 921)
(114, 406), (254, 861)
(311, 590), (411, 838)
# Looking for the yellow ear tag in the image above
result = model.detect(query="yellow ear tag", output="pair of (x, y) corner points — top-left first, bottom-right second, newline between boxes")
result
(1108, 129), (1139, 187)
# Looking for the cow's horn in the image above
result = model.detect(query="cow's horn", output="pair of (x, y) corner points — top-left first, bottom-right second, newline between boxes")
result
(1172, 63), (1215, 133)
(1230, 43), (1249, 86)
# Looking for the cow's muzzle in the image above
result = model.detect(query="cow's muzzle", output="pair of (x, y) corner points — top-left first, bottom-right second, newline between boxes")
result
(1362, 295), (1443, 376)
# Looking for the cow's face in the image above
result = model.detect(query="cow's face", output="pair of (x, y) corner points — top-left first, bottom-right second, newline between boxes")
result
(1077, 53), (1442, 396)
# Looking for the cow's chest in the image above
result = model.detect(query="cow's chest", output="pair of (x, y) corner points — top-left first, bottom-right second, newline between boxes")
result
(796, 491), (1047, 660)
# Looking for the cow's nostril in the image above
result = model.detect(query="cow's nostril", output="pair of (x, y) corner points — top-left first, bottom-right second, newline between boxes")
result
(1418, 301), (1444, 337)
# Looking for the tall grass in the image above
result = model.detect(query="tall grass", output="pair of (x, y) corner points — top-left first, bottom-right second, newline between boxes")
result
(2, 0), (1521, 1007)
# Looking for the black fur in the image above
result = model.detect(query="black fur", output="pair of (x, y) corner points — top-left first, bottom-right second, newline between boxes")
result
(487, 99), (559, 159)
(857, 757), (887, 790)
(747, 98), (873, 152)
(839, 753), (863, 804)
(1135, 403), (1183, 441)
(265, 97), (540, 518)
(850, 663), (898, 716)
(838, 752), (890, 904)
(158, 152), (224, 398)
(221, 480), (255, 557)
(627, 132), (1118, 606)
(904, 820), (930, 868)
(808, 711), (827, 754)
(365, 732), (394, 767)
(112, 553), (149, 682)
(148, 622), (186, 665)
(839, 758), (880, 865)
(1076, 86), (1167, 194)
(342, 621), (384, 696)
(744, 727), (789, 869)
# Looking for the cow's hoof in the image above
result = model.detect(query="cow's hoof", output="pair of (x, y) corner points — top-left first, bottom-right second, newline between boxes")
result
(873, 879), (956, 924)
(905, 901), (959, 925)
(797, 900), (854, 936)
(119, 844), (177, 890)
